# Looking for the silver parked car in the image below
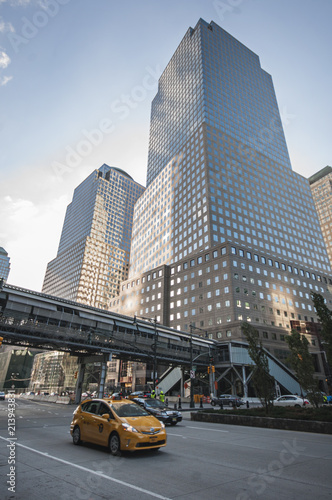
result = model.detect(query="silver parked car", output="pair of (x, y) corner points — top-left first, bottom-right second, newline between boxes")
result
(274, 395), (310, 407)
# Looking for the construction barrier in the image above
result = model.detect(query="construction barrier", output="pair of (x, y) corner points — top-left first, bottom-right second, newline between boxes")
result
(55, 396), (71, 404)
(194, 394), (211, 403)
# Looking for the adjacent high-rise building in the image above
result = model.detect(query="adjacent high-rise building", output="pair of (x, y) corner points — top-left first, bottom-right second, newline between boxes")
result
(309, 166), (332, 269)
(42, 164), (145, 308)
(0, 247), (10, 282)
(113, 19), (331, 380)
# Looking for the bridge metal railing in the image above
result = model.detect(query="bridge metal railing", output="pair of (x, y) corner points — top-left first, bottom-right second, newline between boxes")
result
(0, 311), (210, 366)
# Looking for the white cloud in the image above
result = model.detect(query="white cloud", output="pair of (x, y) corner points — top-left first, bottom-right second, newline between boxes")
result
(0, 17), (15, 33)
(1, 191), (68, 292)
(0, 50), (11, 69)
(0, 0), (32, 5)
(0, 75), (13, 86)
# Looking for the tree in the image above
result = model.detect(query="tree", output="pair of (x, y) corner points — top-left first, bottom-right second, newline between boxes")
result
(285, 330), (321, 407)
(311, 292), (332, 369)
(242, 322), (275, 414)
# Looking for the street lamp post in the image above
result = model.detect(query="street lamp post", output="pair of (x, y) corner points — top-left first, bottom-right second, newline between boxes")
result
(151, 317), (158, 391)
(189, 323), (209, 408)
(189, 324), (195, 408)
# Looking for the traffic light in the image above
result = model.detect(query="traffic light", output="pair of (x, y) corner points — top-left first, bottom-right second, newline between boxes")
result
(74, 371), (78, 379)
(0, 337), (3, 347)
(212, 365), (215, 373)
(207, 366), (210, 374)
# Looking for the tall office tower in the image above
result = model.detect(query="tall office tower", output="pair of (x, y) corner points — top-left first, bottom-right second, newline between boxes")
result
(119, 18), (332, 368)
(146, 18), (292, 187)
(0, 247), (10, 282)
(43, 164), (145, 308)
(309, 166), (332, 269)
(132, 19), (329, 276)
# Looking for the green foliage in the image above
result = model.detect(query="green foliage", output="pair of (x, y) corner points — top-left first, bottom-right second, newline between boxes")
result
(285, 330), (321, 407)
(242, 322), (275, 414)
(311, 292), (332, 369)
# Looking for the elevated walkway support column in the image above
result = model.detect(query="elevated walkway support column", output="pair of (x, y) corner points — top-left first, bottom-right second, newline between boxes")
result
(75, 362), (86, 404)
(98, 354), (112, 398)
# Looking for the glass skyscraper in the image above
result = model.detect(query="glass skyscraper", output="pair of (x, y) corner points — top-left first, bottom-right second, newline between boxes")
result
(132, 19), (329, 278)
(117, 18), (332, 366)
(309, 166), (332, 269)
(147, 18), (291, 186)
(43, 164), (145, 308)
(0, 247), (10, 282)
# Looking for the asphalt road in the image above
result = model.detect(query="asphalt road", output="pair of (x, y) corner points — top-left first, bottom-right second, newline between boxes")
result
(0, 398), (331, 500)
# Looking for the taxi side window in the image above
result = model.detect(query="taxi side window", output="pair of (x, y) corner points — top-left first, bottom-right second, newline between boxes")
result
(99, 403), (114, 419)
(82, 401), (99, 414)
(81, 402), (90, 412)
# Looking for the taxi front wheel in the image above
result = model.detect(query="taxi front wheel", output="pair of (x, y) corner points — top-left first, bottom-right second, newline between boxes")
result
(109, 432), (121, 456)
(72, 426), (81, 445)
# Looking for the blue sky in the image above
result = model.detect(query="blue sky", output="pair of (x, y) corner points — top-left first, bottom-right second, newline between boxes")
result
(0, 0), (331, 291)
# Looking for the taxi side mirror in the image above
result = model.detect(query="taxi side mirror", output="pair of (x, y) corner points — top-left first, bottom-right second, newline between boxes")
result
(102, 413), (110, 420)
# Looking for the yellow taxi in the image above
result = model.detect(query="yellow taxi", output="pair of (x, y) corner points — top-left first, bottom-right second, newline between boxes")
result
(70, 397), (167, 455)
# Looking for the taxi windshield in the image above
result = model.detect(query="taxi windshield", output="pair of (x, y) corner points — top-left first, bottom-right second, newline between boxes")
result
(112, 403), (150, 418)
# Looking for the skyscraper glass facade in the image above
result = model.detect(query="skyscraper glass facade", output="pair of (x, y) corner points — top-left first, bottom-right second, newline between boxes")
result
(0, 247), (10, 282)
(43, 165), (145, 308)
(135, 19), (330, 276)
(147, 19), (291, 187)
(309, 166), (332, 269)
(120, 18), (332, 352)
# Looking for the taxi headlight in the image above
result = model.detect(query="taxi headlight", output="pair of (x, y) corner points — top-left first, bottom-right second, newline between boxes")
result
(160, 422), (165, 429)
(121, 423), (138, 433)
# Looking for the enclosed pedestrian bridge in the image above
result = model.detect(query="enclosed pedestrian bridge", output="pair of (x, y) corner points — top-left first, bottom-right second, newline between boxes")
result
(0, 283), (301, 396)
(0, 284), (214, 366)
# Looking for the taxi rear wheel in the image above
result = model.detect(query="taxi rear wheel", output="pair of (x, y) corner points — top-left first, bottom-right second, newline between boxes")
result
(109, 432), (121, 456)
(72, 426), (81, 445)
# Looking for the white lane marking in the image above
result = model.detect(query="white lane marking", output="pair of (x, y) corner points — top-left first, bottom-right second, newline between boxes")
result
(0, 436), (172, 500)
(186, 426), (229, 433)
(167, 433), (187, 438)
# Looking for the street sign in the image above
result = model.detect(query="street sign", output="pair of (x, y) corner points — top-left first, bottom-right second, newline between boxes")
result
(192, 365), (197, 371)
(190, 370), (195, 379)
